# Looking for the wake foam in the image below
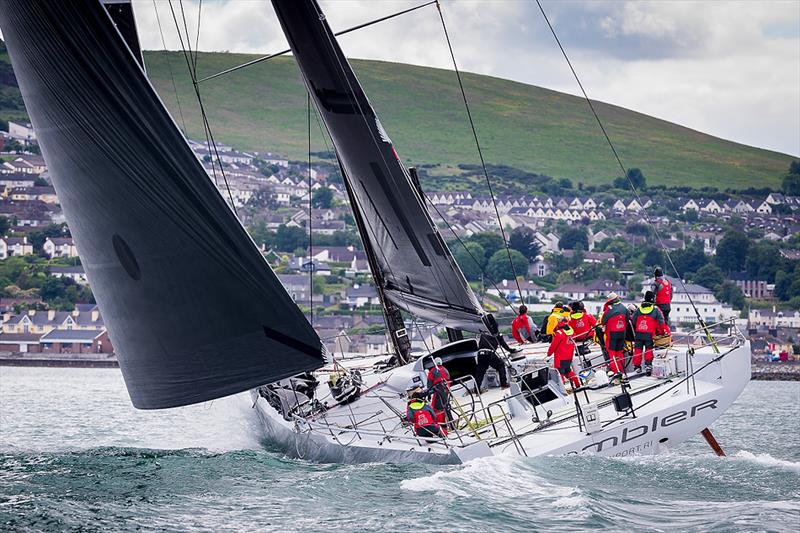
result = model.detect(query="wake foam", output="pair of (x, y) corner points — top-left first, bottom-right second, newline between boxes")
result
(733, 451), (800, 471)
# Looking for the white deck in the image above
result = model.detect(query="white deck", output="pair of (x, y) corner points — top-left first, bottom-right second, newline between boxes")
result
(252, 327), (750, 464)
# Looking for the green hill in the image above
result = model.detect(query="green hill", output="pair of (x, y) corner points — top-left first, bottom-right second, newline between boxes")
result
(2, 43), (794, 189)
(143, 51), (793, 189)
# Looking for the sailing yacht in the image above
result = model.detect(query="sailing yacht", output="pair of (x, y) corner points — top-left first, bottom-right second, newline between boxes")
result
(0, 0), (750, 464)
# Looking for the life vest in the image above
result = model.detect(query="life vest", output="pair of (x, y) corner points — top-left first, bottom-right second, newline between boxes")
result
(602, 302), (628, 333)
(547, 325), (575, 363)
(569, 311), (597, 340)
(545, 308), (570, 335)
(406, 401), (440, 433)
(633, 303), (664, 339)
(654, 277), (672, 305)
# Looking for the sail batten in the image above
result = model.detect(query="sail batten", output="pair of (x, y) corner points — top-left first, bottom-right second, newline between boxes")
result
(0, 0), (324, 409)
(273, 0), (484, 330)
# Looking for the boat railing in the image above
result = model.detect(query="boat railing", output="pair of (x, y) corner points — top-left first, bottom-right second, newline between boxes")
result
(291, 385), (529, 454)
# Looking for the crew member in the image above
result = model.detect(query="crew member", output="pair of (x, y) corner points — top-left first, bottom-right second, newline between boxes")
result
(600, 293), (627, 376)
(547, 317), (581, 390)
(406, 390), (445, 438)
(632, 291), (667, 375)
(474, 314), (513, 392)
(568, 301), (597, 342)
(651, 267), (673, 324)
(512, 305), (539, 343)
(541, 302), (570, 341)
(426, 357), (452, 427)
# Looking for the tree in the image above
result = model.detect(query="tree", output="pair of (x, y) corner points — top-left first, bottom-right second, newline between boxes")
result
(716, 281), (746, 310)
(672, 240), (708, 277)
(626, 168), (647, 190)
(28, 223), (68, 253)
(0, 216), (9, 237)
(715, 231), (749, 273)
(453, 242), (486, 281)
(783, 173), (800, 195)
(311, 187), (333, 208)
(612, 168), (646, 190)
(693, 263), (725, 291)
(466, 233), (504, 262)
(273, 225), (308, 252)
(508, 228), (541, 262)
(641, 246), (664, 270)
(558, 227), (588, 250)
(486, 249), (528, 281)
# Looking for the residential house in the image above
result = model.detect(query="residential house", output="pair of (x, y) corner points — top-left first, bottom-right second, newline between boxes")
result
(43, 237), (79, 259)
(585, 279), (628, 299)
(0, 172), (36, 188)
(8, 186), (58, 204)
(0, 236), (33, 258)
(344, 284), (380, 308)
(487, 279), (546, 302)
(6, 121), (37, 145)
(49, 265), (89, 285)
(730, 272), (773, 299)
(39, 329), (113, 354)
(749, 308), (800, 329)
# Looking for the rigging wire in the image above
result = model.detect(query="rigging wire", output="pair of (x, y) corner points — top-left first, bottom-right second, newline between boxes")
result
(533, 0), (708, 330)
(197, 0), (439, 83)
(152, 0), (187, 135)
(308, 92), (314, 325)
(435, 0), (523, 304)
(167, 0), (239, 217)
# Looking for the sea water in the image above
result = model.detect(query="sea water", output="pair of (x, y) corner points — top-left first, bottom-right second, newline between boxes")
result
(1, 367), (798, 532)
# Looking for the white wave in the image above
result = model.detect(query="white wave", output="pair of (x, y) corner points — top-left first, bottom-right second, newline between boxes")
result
(401, 455), (581, 502)
(733, 451), (800, 471)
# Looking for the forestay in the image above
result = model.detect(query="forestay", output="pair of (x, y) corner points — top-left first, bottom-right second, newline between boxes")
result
(0, 0), (325, 409)
(272, 0), (484, 330)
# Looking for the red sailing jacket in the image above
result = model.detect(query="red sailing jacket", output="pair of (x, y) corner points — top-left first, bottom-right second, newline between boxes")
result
(654, 277), (673, 305)
(602, 303), (628, 334)
(632, 303), (666, 340)
(547, 325), (575, 364)
(406, 401), (442, 434)
(427, 364), (450, 387)
(568, 312), (597, 340)
(511, 314), (534, 343)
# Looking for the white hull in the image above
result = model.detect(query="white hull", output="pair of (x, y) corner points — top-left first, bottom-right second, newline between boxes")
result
(251, 329), (750, 465)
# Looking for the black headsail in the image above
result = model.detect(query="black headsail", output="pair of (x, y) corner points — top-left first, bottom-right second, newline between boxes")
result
(0, 0), (325, 409)
(272, 0), (484, 335)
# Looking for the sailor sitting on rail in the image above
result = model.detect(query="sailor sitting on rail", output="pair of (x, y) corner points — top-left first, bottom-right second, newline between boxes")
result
(511, 304), (540, 344)
(406, 389), (445, 438)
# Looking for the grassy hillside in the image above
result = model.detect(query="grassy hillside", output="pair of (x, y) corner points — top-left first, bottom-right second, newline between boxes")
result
(143, 51), (792, 189)
(2, 43), (793, 188)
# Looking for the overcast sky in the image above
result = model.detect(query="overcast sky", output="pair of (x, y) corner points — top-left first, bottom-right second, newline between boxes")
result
(132, 0), (800, 156)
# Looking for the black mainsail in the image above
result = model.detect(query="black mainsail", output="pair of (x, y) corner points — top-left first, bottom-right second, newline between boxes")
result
(272, 0), (484, 332)
(0, 0), (325, 409)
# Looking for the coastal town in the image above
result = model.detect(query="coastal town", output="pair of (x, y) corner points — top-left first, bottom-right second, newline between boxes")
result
(1, 120), (799, 377)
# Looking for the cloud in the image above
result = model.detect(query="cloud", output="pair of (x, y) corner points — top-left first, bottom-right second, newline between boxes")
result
(131, 0), (799, 156)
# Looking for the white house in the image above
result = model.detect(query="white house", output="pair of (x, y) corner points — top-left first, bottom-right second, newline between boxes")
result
(0, 236), (33, 258)
(7, 121), (37, 145)
(43, 237), (79, 259)
(49, 265), (89, 285)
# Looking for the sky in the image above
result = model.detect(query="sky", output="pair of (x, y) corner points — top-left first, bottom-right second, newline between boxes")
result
(131, 0), (800, 156)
